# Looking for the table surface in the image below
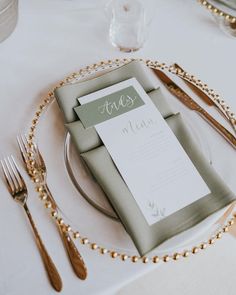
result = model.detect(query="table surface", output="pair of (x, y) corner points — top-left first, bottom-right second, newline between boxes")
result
(0, 1), (236, 295)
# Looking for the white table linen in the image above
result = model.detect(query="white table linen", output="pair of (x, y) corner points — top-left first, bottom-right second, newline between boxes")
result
(0, 1), (236, 294)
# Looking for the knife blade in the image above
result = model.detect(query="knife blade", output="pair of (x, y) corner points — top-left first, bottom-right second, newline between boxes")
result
(152, 68), (236, 149)
(173, 64), (214, 106)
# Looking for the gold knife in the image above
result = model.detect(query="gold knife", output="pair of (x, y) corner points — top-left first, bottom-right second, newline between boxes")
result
(173, 63), (236, 133)
(153, 68), (236, 149)
(173, 64), (214, 106)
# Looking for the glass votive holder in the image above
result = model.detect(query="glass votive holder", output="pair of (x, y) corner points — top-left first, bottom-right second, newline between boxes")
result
(107, 0), (147, 52)
(0, 0), (18, 43)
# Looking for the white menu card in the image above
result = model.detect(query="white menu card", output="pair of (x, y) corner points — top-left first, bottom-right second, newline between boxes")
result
(76, 78), (210, 225)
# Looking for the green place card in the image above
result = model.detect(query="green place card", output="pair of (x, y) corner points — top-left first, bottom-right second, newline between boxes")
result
(74, 86), (145, 128)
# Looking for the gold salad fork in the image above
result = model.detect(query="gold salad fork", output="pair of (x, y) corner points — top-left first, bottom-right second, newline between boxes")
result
(17, 135), (87, 280)
(1, 156), (63, 292)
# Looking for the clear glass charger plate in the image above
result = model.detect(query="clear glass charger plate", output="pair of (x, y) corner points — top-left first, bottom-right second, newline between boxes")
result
(208, 0), (236, 37)
(35, 61), (227, 257)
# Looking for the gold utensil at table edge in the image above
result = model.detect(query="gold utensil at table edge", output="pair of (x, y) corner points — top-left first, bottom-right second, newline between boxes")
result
(1, 156), (63, 292)
(152, 68), (236, 149)
(216, 201), (236, 239)
(172, 63), (236, 133)
(17, 135), (88, 280)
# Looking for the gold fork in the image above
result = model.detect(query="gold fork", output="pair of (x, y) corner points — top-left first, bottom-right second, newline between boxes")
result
(1, 156), (63, 292)
(17, 135), (88, 280)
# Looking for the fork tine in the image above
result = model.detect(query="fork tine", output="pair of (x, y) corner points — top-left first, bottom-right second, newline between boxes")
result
(34, 142), (45, 168)
(17, 135), (28, 164)
(7, 156), (21, 192)
(23, 134), (43, 167)
(22, 134), (38, 161)
(23, 134), (37, 156)
(11, 155), (27, 190)
(1, 159), (14, 194)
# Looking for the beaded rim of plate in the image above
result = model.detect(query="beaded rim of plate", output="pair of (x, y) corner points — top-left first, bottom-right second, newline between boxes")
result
(198, 0), (236, 23)
(25, 58), (236, 264)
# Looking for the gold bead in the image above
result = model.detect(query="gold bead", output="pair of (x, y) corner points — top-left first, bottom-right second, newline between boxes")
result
(121, 254), (128, 261)
(66, 225), (72, 232)
(81, 238), (89, 244)
(131, 256), (139, 263)
(192, 247), (199, 254)
(111, 251), (118, 258)
(152, 256), (159, 263)
(209, 238), (215, 245)
(28, 151), (34, 158)
(73, 232), (80, 239)
(223, 226), (229, 232)
(173, 253), (180, 260)
(100, 248), (108, 254)
(36, 185), (44, 192)
(39, 104), (45, 110)
(216, 232), (222, 239)
(45, 201), (52, 209)
(51, 210), (57, 218)
(200, 243), (207, 249)
(29, 159), (35, 166)
(40, 193), (47, 201)
(228, 219), (234, 226)
(183, 251), (190, 257)
(58, 218), (64, 225)
(91, 243), (98, 250)
(142, 257), (149, 263)
(233, 212), (236, 218)
(163, 255), (170, 262)
(33, 177), (40, 183)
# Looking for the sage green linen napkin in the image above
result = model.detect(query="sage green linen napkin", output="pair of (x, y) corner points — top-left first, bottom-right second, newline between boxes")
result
(80, 113), (235, 255)
(54, 61), (235, 255)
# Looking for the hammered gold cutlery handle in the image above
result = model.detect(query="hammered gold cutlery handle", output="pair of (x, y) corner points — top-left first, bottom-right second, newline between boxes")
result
(23, 203), (63, 292)
(216, 201), (236, 226)
(59, 229), (87, 280)
(44, 184), (88, 280)
(198, 107), (236, 149)
(173, 63), (236, 133)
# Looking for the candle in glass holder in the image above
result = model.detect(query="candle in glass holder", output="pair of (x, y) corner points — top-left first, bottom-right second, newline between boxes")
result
(109, 0), (146, 52)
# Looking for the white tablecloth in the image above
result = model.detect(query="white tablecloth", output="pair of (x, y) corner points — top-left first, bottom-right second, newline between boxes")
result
(0, 1), (236, 294)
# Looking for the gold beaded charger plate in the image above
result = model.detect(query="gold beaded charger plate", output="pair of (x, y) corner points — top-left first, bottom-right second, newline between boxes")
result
(29, 58), (236, 263)
(198, 0), (236, 36)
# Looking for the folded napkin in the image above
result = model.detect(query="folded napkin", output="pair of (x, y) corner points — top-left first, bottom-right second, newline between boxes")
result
(54, 61), (235, 255)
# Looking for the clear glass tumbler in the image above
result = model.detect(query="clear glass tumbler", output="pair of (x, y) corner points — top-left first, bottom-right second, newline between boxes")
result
(0, 0), (18, 43)
(107, 0), (147, 52)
